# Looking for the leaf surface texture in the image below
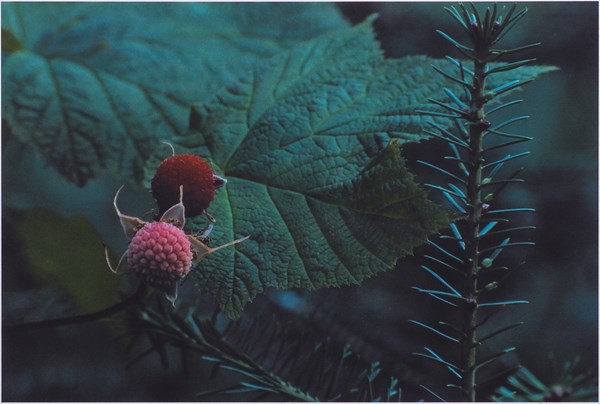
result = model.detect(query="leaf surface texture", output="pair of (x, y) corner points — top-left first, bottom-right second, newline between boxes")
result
(1, 2), (346, 185)
(167, 21), (452, 317)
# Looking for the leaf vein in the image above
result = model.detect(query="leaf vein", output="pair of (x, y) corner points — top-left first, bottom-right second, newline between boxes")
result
(338, 207), (391, 268)
(50, 56), (189, 108)
(89, 69), (147, 167)
(265, 185), (316, 289)
(304, 199), (359, 284)
(45, 58), (82, 180)
(245, 70), (257, 130)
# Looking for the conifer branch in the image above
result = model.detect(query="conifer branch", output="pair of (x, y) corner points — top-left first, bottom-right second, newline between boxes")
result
(415, 3), (540, 401)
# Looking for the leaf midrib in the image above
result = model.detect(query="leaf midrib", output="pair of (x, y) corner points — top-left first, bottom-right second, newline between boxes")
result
(226, 174), (425, 222)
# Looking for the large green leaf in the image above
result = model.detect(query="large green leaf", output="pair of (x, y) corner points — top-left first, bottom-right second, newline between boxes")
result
(1, 2), (346, 186)
(155, 20), (447, 318)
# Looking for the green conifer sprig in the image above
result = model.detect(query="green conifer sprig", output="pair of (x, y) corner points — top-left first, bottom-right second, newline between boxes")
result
(413, 3), (540, 401)
(120, 296), (405, 401)
(491, 358), (598, 401)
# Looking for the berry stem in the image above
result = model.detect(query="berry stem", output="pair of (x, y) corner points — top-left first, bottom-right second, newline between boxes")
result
(4, 285), (146, 332)
(462, 57), (487, 402)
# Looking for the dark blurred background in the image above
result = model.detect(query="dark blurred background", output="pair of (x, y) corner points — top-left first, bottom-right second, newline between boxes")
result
(3, 2), (598, 401)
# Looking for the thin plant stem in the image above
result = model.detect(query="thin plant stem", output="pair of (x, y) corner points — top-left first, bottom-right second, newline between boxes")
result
(4, 285), (146, 332)
(462, 55), (488, 402)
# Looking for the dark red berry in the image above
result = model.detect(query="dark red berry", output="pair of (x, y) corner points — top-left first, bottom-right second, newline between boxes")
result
(151, 154), (216, 217)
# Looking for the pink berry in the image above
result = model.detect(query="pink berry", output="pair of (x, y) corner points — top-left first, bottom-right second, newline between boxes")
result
(127, 221), (193, 288)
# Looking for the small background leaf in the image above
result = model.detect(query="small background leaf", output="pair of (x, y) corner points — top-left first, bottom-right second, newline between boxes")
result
(14, 209), (122, 312)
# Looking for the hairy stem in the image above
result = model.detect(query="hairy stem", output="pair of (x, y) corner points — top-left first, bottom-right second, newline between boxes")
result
(418, 4), (540, 401)
(462, 57), (488, 402)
